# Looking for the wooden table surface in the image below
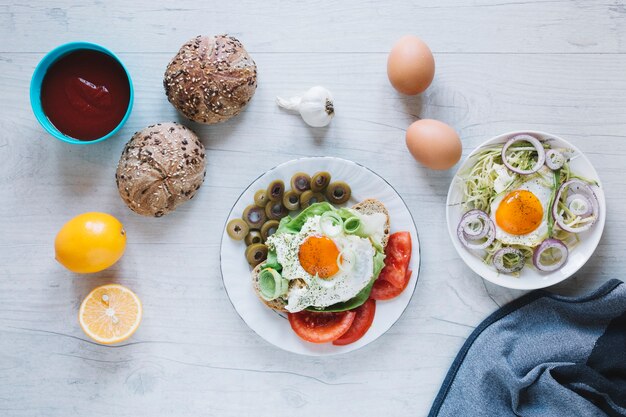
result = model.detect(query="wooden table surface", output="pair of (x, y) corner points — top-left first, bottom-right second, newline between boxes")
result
(1, 1), (625, 416)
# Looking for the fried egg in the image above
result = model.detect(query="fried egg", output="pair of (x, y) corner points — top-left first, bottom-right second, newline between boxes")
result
(490, 167), (554, 247)
(266, 215), (377, 313)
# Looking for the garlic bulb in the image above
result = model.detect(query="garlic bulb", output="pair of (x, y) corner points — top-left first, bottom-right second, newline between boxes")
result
(276, 86), (334, 127)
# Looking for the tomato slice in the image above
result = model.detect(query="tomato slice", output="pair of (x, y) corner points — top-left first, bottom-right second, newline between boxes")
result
(371, 269), (412, 301)
(332, 299), (377, 346)
(288, 310), (356, 343)
(386, 231), (412, 265)
(378, 262), (407, 290)
(380, 232), (412, 288)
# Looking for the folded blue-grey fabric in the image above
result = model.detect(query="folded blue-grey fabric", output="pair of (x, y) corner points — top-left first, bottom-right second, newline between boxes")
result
(428, 279), (626, 417)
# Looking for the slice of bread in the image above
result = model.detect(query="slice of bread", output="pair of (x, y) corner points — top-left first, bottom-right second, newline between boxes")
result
(351, 198), (390, 250)
(251, 198), (390, 312)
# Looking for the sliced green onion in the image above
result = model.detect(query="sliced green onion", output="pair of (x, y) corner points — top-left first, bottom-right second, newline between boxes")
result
(320, 211), (343, 237)
(547, 169), (560, 237)
(258, 268), (288, 301)
(337, 248), (355, 273)
(280, 276), (289, 295)
(343, 216), (362, 234)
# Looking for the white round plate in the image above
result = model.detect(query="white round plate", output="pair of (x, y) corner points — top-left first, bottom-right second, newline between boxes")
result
(221, 157), (420, 356)
(446, 131), (605, 290)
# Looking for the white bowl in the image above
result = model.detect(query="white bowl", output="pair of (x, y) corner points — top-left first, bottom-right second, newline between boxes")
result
(446, 131), (606, 290)
(220, 157), (420, 355)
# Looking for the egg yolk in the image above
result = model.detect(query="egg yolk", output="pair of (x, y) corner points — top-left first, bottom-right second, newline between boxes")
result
(298, 236), (341, 279)
(495, 190), (544, 235)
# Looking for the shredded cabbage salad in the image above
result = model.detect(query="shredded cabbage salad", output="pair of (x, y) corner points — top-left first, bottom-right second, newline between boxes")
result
(458, 141), (588, 275)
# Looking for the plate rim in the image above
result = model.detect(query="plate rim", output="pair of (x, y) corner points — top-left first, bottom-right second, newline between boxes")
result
(219, 156), (422, 356)
(445, 130), (606, 290)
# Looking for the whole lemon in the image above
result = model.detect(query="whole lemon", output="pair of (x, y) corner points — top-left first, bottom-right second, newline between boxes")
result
(55, 212), (127, 273)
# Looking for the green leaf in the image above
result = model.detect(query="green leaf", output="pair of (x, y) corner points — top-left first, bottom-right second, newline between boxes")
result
(276, 202), (335, 234)
(336, 207), (356, 221)
(372, 250), (386, 278)
(264, 249), (281, 272)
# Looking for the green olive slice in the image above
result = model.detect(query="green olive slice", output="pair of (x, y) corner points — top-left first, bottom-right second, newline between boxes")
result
(243, 204), (266, 228)
(300, 190), (326, 209)
(226, 218), (249, 240)
(265, 200), (288, 220)
(325, 181), (351, 205)
(245, 230), (263, 246)
(311, 171), (331, 192)
(245, 243), (268, 267)
(266, 180), (285, 202)
(283, 190), (300, 211)
(254, 189), (269, 207)
(290, 172), (311, 194)
(261, 220), (280, 241)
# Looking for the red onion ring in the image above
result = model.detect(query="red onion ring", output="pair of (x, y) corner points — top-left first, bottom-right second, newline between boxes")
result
(533, 238), (568, 272)
(553, 179), (599, 233)
(461, 210), (491, 239)
(545, 149), (566, 170)
(565, 194), (593, 217)
(457, 210), (495, 250)
(493, 247), (526, 273)
(501, 134), (546, 175)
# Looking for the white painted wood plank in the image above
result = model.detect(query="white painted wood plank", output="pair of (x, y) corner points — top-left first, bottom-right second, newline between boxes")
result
(2, 0), (626, 53)
(1, 1), (625, 416)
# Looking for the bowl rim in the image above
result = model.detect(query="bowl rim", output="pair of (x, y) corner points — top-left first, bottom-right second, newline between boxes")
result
(445, 130), (606, 290)
(29, 41), (134, 145)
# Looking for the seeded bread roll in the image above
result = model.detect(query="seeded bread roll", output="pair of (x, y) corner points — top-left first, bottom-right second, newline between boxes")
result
(163, 34), (257, 124)
(115, 122), (206, 217)
(252, 198), (391, 312)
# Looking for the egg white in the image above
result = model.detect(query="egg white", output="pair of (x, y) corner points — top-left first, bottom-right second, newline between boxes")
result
(266, 215), (375, 313)
(490, 167), (554, 247)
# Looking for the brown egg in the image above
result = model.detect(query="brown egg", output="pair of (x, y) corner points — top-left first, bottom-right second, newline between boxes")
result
(387, 35), (435, 95)
(406, 119), (462, 170)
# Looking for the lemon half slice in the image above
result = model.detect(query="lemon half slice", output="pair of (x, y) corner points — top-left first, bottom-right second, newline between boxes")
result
(79, 284), (142, 344)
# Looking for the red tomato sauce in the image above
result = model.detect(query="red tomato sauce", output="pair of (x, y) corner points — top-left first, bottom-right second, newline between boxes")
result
(40, 49), (130, 141)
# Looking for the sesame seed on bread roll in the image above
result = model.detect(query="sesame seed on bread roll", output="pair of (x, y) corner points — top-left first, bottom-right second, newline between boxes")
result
(163, 34), (257, 124)
(115, 122), (206, 217)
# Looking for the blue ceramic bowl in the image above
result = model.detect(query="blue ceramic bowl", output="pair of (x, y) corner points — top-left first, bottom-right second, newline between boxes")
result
(29, 42), (134, 145)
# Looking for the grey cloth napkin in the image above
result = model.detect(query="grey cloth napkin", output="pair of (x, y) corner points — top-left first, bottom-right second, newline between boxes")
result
(428, 279), (626, 417)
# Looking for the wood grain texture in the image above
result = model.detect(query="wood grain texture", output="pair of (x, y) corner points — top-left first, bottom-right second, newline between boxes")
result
(1, 1), (625, 416)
